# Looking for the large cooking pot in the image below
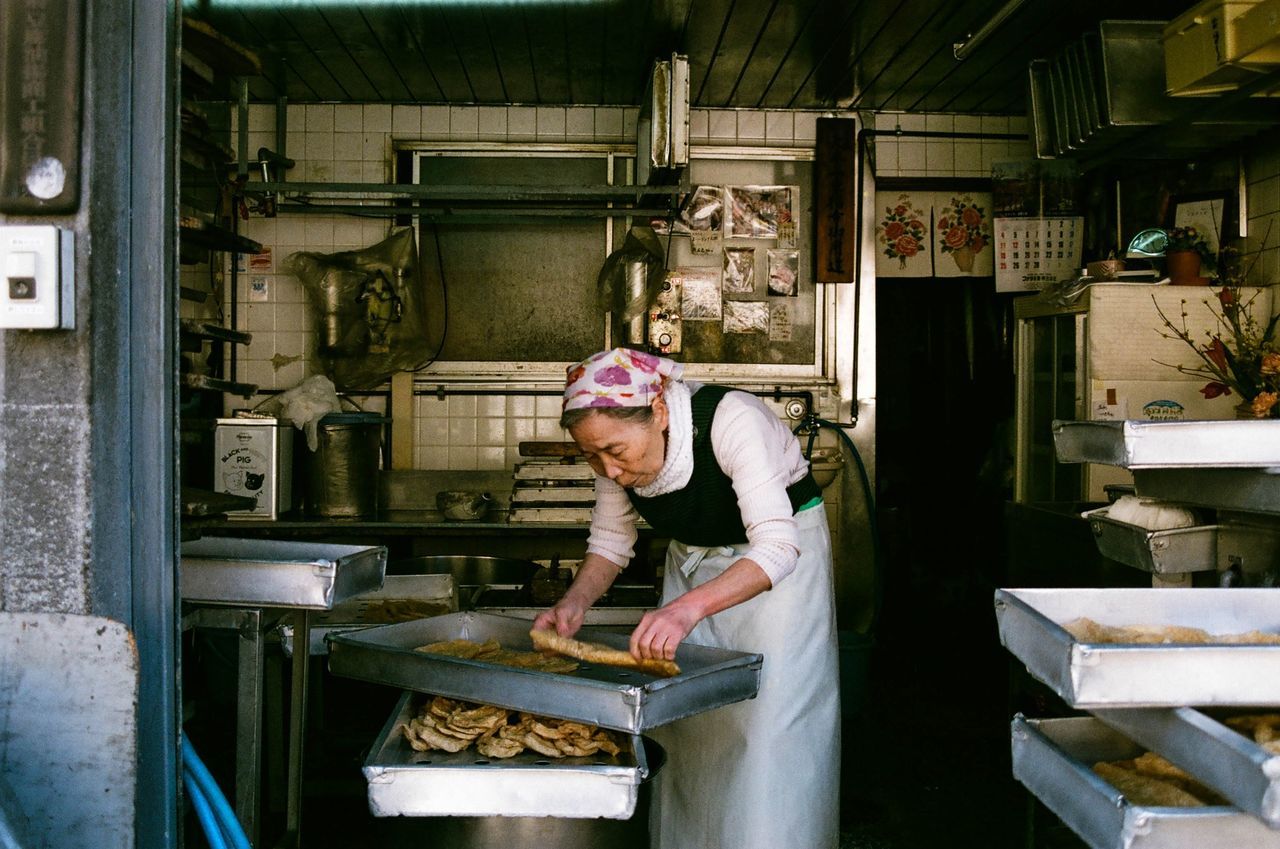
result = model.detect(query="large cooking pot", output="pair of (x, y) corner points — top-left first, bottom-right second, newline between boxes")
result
(390, 737), (666, 849)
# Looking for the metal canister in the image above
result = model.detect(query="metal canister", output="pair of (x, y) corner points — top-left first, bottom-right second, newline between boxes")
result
(302, 412), (388, 517)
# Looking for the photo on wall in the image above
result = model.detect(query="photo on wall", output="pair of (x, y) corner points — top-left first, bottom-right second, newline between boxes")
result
(767, 249), (799, 296)
(722, 247), (756, 294)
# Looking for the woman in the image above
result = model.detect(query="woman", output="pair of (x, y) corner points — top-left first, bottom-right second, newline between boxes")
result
(533, 347), (840, 849)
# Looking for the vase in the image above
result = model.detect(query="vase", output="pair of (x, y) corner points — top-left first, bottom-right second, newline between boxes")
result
(1167, 249), (1204, 285)
(952, 246), (975, 272)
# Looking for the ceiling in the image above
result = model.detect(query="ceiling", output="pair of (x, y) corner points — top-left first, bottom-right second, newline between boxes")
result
(187, 0), (1196, 114)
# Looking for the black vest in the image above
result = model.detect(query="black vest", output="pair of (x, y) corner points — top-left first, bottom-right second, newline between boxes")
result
(626, 385), (820, 546)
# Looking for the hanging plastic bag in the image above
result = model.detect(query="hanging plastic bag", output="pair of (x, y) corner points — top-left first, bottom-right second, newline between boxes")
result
(283, 227), (432, 390)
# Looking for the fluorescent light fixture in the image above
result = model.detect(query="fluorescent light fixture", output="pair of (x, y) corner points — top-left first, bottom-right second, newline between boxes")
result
(953, 0), (1028, 61)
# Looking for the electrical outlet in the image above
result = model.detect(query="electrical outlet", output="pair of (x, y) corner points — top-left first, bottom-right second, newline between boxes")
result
(0, 226), (74, 329)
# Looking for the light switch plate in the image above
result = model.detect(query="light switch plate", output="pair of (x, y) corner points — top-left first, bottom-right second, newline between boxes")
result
(0, 225), (74, 329)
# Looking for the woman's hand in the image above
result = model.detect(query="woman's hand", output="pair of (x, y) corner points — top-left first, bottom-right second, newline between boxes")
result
(630, 598), (703, 661)
(532, 595), (589, 638)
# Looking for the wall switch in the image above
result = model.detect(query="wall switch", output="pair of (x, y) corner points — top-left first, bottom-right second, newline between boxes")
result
(0, 226), (74, 329)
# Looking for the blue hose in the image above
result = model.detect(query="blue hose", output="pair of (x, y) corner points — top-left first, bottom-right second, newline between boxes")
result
(184, 769), (230, 849)
(796, 415), (882, 635)
(182, 733), (252, 849)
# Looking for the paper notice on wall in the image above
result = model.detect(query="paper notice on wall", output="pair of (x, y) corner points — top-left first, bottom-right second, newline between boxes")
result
(249, 247), (273, 272)
(248, 276), (270, 302)
(769, 302), (793, 341)
(690, 230), (720, 255)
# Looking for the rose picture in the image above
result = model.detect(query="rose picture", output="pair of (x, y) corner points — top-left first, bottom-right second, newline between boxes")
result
(878, 194), (928, 269)
(937, 195), (989, 272)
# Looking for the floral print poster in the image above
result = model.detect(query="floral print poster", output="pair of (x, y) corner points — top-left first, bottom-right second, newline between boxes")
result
(874, 190), (994, 279)
(933, 192), (993, 278)
(875, 192), (932, 277)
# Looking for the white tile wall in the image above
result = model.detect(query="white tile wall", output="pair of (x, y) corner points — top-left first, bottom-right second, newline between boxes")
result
(871, 110), (1032, 178)
(225, 103), (831, 470)
(1245, 140), (1280, 287)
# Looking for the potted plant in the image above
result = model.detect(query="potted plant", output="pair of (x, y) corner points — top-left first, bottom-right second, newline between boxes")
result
(1154, 283), (1280, 418)
(1165, 225), (1216, 285)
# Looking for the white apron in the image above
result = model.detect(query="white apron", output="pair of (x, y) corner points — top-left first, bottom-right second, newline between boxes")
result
(649, 503), (840, 849)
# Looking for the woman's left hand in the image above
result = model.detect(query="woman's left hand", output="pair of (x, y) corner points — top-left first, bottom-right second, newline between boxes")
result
(630, 599), (702, 661)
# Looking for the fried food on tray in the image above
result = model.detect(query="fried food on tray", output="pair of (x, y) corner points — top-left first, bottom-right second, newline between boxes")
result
(400, 695), (625, 760)
(530, 628), (681, 677)
(1092, 761), (1207, 807)
(1062, 617), (1280, 646)
(1225, 713), (1280, 747)
(414, 637), (579, 673)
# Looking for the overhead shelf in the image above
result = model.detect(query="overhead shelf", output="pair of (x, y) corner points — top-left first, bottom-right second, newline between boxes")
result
(182, 18), (263, 79)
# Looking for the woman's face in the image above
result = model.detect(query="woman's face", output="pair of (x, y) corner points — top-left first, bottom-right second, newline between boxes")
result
(568, 398), (669, 488)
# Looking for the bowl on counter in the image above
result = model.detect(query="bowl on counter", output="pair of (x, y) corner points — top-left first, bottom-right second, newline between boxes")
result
(436, 490), (494, 521)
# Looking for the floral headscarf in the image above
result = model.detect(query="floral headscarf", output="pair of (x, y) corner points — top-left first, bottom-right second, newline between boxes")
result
(562, 347), (684, 411)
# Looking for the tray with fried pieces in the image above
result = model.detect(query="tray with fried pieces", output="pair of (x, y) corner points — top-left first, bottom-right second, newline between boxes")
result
(1012, 716), (1280, 849)
(363, 691), (650, 819)
(1089, 707), (1280, 829)
(995, 588), (1280, 707)
(327, 612), (762, 733)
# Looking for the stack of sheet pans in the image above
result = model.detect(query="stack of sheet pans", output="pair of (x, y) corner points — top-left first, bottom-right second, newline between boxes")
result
(330, 612), (762, 818)
(997, 587), (1280, 847)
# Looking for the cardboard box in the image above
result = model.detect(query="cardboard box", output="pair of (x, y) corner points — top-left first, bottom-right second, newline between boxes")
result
(1086, 284), (1276, 381)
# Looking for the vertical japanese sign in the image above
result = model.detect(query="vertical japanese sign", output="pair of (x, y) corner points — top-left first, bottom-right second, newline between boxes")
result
(814, 118), (856, 283)
(1, 0), (85, 213)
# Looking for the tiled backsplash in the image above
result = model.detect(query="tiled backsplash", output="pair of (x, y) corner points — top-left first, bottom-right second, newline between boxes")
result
(216, 105), (1041, 471)
(870, 112), (1032, 178)
(218, 103), (826, 470)
(1245, 140), (1280, 287)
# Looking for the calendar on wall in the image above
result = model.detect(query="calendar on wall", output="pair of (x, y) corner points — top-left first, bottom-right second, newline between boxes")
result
(994, 216), (1083, 293)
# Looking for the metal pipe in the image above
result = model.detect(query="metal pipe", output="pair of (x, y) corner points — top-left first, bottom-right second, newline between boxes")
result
(953, 0), (1029, 61)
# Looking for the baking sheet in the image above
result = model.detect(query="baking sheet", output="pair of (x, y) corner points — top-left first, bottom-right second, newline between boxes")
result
(328, 612), (762, 734)
(995, 588), (1280, 707)
(363, 691), (647, 819)
(280, 574), (457, 657)
(1012, 715), (1280, 849)
(1053, 420), (1280, 469)
(1081, 506), (1218, 574)
(1089, 707), (1280, 829)
(181, 537), (387, 609)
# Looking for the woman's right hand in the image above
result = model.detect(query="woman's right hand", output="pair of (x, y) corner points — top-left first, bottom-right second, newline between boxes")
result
(532, 595), (589, 638)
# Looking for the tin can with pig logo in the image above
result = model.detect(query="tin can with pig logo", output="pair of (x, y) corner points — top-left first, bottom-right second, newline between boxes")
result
(214, 417), (294, 519)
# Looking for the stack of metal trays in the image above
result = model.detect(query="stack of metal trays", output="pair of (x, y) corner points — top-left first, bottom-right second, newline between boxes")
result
(328, 612), (762, 734)
(1013, 716), (1280, 849)
(278, 574), (457, 657)
(509, 459), (596, 523)
(180, 537), (387, 608)
(998, 587), (1280, 846)
(363, 691), (650, 819)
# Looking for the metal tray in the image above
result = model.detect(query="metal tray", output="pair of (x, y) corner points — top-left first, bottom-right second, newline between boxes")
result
(1133, 468), (1280, 518)
(1012, 715), (1280, 849)
(363, 691), (648, 819)
(1053, 420), (1280, 469)
(180, 537), (387, 609)
(279, 574), (457, 657)
(1081, 506), (1218, 574)
(995, 588), (1280, 707)
(1089, 707), (1280, 829)
(327, 612), (762, 734)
